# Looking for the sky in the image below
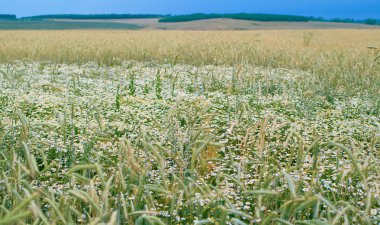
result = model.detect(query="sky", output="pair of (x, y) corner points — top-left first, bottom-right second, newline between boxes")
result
(1, 0), (379, 19)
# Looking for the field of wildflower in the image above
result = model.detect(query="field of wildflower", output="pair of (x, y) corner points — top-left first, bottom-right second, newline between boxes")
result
(0, 30), (380, 224)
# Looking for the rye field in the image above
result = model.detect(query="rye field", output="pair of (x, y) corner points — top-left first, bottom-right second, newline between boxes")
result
(0, 30), (380, 224)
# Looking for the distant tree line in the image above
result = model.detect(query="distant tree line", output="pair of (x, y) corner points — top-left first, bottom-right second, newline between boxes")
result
(159, 14), (379, 25)
(309, 16), (378, 25)
(329, 18), (355, 23)
(159, 13), (309, 22)
(21, 14), (164, 20)
(2, 13), (378, 25)
(0, 14), (16, 20)
(364, 18), (378, 25)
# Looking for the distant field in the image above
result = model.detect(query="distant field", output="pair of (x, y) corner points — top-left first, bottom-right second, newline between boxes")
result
(1, 18), (379, 30)
(0, 20), (141, 30)
(122, 18), (379, 30)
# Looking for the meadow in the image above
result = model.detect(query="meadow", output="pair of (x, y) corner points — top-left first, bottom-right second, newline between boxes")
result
(0, 29), (379, 224)
(0, 20), (141, 30)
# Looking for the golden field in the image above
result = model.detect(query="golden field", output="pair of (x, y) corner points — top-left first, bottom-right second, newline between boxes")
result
(1, 29), (379, 94)
(0, 29), (379, 66)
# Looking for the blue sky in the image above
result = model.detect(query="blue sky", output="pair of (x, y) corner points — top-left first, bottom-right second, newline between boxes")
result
(1, 0), (379, 19)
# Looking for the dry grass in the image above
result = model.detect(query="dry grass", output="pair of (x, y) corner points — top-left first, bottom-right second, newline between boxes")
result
(0, 29), (379, 66)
